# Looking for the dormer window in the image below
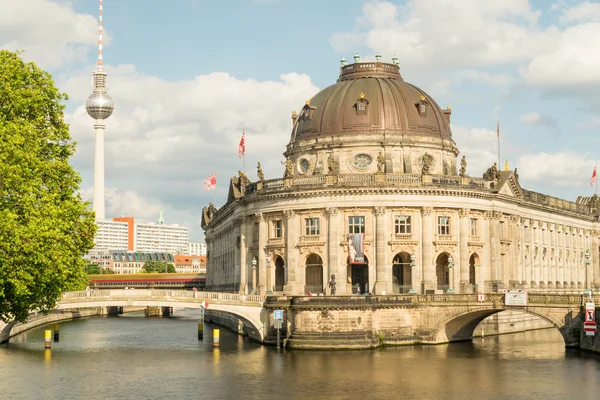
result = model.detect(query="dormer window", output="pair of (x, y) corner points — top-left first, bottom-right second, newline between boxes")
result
(416, 95), (429, 116)
(355, 92), (369, 115)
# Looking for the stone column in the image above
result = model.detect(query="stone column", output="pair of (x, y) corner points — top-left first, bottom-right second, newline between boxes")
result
(458, 208), (470, 293)
(256, 213), (267, 295)
(421, 207), (435, 293)
(326, 207), (342, 294)
(245, 216), (255, 293)
(205, 237), (213, 289)
(489, 212), (502, 291)
(283, 210), (299, 294)
(592, 231), (600, 289)
(374, 206), (389, 295)
(237, 218), (247, 294)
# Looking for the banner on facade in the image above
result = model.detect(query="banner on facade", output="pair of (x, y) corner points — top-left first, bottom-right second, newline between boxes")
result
(348, 233), (365, 263)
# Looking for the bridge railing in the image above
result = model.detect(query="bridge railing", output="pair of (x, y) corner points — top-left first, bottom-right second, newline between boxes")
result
(61, 290), (265, 304)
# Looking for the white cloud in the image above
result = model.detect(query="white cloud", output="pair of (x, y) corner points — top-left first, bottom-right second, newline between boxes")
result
(520, 112), (541, 124)
(0, 0), (101, 69)
(559, 1), (600, 24)
(517, 152), (593, 188)
(452, 125), (498, 177)
(80, 187), (162, 222)
(521, 22), (600, 87)
(62, 64), (319, 239)
(331, 0), (558, 72)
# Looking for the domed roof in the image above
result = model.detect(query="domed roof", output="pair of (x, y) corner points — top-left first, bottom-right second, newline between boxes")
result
(290, 60), (452, 143)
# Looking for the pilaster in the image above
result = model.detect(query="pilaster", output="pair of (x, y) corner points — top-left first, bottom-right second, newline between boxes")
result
(326, 208), (343, 294)
(239, 216), (248, 294)
(421, 207), (435, 293)
(256, 213), (267, 295)
(374, 206), (389, 294)
(283, 210), (300, 294)
(458, 208), (470, 293)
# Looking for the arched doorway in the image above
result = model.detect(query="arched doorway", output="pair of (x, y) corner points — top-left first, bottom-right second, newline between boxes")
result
(435, 253), (451, 291)
(305, 254), (323, 294)
(392, 252), (412, 294)
(275, 256), (285, 292)
(346, 255), (370, 295)
(469, 253), (479, 288)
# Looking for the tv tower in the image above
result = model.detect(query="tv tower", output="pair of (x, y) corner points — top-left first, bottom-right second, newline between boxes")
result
(85, 0), (114, 221)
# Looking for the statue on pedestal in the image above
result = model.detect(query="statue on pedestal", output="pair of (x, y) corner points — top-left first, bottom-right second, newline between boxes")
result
(257, 162), (264, 181)
(282, 157), (294, 178)
(421, 153), (434, 175)
(377, 152), (385, 173)
(459, 155), (467, 177)
(328, 274), (337, 295)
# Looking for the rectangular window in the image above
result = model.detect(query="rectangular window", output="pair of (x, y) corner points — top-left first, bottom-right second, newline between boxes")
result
(305, 218), (320, 236)
(348, 216), (365, 234)
(438, 216), (451, 235)
(394, 215), (411, 234)
(274, 220), (283, 238)
(470, 218), (477, 236)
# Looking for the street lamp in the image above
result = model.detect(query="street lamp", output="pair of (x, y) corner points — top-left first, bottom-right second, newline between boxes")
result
(584, 250), (592, 296)
(446, 255), (455, 293)
(251, 257), (257, 295)
(408, 253), (418, 294)
(266, 254), (273, 295)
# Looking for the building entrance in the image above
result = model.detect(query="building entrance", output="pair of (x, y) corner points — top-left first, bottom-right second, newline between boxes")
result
(349, 256), (369, 294)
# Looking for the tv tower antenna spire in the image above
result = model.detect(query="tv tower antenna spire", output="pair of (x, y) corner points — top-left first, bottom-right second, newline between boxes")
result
(85, 0), (114, 221)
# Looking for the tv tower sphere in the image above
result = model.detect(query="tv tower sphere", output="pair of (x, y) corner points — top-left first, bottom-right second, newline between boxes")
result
(86, 90), (114, 120)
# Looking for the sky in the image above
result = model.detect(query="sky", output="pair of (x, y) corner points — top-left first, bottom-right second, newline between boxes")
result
(2, 0), (600, 241)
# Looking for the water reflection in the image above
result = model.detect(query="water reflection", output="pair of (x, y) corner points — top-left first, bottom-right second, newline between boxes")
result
(0, 313), (599, 400)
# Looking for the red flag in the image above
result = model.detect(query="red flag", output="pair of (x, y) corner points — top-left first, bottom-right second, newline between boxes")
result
(204, 173), (216, 190)
(591, 167), (597, 187)
(238, 131), (246, 159)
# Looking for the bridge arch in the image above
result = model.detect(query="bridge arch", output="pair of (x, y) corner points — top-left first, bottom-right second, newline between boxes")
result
(430, 306), (580, 347)
(52, 290), (268, 342)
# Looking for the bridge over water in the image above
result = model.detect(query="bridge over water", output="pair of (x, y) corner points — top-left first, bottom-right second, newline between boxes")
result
(3, 290), (599, 349)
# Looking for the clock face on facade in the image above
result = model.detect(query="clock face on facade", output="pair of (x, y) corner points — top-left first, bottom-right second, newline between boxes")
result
(299, 159), (310, 174)
(353, 154), (372, 169)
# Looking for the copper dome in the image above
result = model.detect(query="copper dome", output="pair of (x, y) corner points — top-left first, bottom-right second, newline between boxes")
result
(290, 61), (452, 143)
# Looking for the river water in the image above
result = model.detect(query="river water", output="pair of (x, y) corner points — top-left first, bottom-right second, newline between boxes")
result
(1, 310), (600, 400)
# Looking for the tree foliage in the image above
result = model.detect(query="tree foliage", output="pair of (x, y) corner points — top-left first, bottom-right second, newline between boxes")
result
(142, 261), (176, 274)
(85, 263), (111, 275)
(0, 50), (96, 322)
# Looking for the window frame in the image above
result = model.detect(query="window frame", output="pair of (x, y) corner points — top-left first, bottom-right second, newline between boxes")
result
(394, 215), (412, 234)
(305, 217), (320, 236)
(348, 216), (366, 234)
(438, 216), (451, 235)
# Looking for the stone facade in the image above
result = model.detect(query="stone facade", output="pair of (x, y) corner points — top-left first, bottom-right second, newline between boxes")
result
(202, 59), (600, 297)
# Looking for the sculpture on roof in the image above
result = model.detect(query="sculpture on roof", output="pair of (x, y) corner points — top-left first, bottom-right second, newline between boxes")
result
(257, 162), (264, 181)
(201, 202), (218, 228)
(377, 152), (385, 173)
(282, 157), (294, 178)
(238, 170), (250, 186)
(459, 155), (467, 177)
(590, 194), (600, 211)
(483, 162), (500, 181)
(421, 153), (434, 175)
(327, 153), (338, 175)
(513, 168), (519, 181)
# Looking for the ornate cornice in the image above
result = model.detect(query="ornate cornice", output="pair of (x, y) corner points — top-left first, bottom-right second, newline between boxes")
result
(421, 207), (433, 216)
(388, 240), (420, 247)
(458, 208), (470, 218)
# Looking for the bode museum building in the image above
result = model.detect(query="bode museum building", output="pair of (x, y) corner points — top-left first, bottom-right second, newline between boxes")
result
(202, 56), (600, 296)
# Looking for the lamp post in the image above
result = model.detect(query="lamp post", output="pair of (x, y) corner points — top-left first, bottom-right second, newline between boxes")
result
(266, 254), (273, 295)
(447, 256), (455, 293)
(251, 257), (257, 295)
(585, 250), (592, 296)
(409, 253), (418, 294)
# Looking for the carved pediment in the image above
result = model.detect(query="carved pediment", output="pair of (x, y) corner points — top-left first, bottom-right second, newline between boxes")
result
(494, 171), (523, 198)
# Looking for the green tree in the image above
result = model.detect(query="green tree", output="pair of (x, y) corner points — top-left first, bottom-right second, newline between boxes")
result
(85, 263), (103, 275)
(142, 261), (176, 273)
(0, 50), (96, 323)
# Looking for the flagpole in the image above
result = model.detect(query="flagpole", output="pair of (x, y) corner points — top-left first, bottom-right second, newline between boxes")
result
(596, 160), (598, 195)
(497, 119), (500, 169)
